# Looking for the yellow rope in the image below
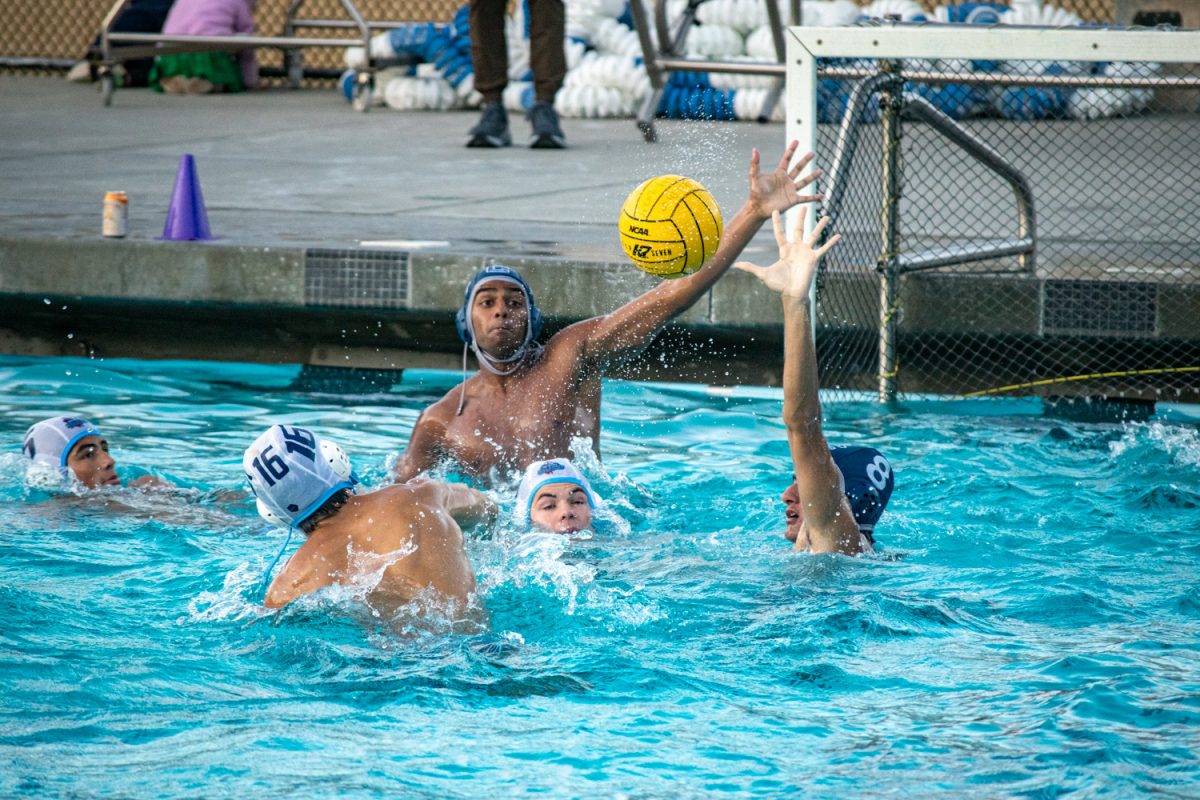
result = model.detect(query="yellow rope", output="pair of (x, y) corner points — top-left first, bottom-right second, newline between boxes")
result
(880, 300), (900, 325)
(954, 366), (1200, 399)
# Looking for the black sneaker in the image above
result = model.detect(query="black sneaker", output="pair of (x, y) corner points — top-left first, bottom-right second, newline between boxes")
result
(467, 102), (511, 148)
(528, 102), (566, 149)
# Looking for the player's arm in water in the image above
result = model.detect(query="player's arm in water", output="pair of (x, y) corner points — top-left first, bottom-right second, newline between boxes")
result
(407, 477), (498, 532)
(129, 474), (171, 489)
(393, 411), (447, 484)
(562, 142), (824, 368)
(735, 208), (862, 555)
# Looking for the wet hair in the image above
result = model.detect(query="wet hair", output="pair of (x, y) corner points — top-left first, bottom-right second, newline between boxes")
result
(297, 488), (353, 535)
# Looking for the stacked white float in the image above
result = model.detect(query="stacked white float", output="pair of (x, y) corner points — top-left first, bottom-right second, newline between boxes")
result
(337, 0), (1160, 122)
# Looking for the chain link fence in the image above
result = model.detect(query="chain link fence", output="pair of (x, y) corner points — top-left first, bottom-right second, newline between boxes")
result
(0, 0), (462, 78)
(4, 0), (1120, 72)
(810, 37), (1200, 404)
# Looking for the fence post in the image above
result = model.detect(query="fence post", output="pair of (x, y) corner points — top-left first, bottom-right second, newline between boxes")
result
(877, 59), (902, 402)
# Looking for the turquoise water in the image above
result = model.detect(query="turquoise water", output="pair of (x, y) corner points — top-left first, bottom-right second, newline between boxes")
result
(2, 355), (1199, 797)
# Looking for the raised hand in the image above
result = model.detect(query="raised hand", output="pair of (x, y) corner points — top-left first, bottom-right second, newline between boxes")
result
(733, 207), (840, 299)
(747, 141), (824, 219)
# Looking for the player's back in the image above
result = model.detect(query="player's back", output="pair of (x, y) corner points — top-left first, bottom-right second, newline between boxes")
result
(265, 484), (476, 613)
(348, 484), (477, 612)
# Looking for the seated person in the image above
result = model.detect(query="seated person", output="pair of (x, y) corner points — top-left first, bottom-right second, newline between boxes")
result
(22, 416), (165, 490)
(244, 424), (495, 615)
(393, 143), (825, 485)
(735, 209), (894, 554)
(150, 0), (258, 94)
(70, 0), (177, 87)
(515, 458), (599, 534)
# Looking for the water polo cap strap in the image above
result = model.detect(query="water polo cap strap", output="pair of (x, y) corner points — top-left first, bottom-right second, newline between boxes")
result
(471, 340), (543, 376)
(258, 525), (295, 602)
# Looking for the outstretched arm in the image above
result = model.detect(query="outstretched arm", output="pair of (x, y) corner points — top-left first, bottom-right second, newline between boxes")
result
(735, 209), (860, 555)
(413, 478), (497, 531)
(577, 142), (824, 369)
(391, 410), (445, 484)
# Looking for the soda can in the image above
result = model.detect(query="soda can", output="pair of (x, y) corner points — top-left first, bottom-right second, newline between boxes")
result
(102, 191), (128, 238)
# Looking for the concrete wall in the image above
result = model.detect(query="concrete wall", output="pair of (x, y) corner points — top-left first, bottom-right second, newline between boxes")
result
(4, 235), (1199, 400)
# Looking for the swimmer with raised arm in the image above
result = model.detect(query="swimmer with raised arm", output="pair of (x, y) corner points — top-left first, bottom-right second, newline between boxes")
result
(244, 425), (495, 614)
(735, 209), (894, 554)
(393, 143), (825, 485)
(22, 416), (167, 489)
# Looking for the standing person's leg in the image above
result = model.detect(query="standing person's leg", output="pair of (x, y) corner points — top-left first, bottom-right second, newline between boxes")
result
(526, 0), (568, 148)
(467, 0), (512, 147)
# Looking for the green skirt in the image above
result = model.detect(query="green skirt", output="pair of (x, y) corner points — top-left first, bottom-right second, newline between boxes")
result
(150, 51), (244, 93)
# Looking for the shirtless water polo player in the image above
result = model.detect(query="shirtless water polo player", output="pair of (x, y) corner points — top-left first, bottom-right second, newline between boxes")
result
(244, 424), (495, 615)
(393, 142), (825, 484)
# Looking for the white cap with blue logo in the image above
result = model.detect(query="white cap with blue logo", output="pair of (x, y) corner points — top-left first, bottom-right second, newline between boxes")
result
(243, 424), (357, 528)
(515, 458), (599, 525)
(22, 416), (102, 471)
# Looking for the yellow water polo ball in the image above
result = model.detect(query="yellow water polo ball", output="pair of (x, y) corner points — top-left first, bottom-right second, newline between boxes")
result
(618, 175), (723, 279)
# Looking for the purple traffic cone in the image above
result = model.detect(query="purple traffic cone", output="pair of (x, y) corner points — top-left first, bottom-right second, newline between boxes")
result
(162, 154), (212, 241)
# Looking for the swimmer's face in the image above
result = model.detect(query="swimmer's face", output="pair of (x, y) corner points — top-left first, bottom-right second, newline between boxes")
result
(471, 281), (530, 356)
(67, 434), (120, 488)
(781, 481), (802, 542)
(529, 483), (593, 534)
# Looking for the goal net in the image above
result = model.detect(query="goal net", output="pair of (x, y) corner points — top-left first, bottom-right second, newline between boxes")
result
(785, 23), (1200, 405)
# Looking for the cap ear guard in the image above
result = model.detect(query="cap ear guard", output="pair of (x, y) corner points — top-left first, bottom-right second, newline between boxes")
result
(319, 439), (355, 483)
(454, 305), (471, 346)
(529, 302), (543, 341)
(256, 497), (289, 527)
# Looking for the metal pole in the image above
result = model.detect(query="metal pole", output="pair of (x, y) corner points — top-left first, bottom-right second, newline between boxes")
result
(878, 60), (902, 403)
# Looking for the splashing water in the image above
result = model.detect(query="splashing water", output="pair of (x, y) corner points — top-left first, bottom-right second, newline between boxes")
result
(1, 355), (1198, 797)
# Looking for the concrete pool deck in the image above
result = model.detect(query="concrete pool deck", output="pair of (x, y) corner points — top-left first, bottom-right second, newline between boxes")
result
(1, 75), (1197, 397)
(0, 75), (800, 380)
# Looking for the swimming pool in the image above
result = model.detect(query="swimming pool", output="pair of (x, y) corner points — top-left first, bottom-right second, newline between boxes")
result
(2, 354), (1198, 797)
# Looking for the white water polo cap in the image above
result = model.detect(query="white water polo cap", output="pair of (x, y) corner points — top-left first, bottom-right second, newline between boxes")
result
(243, 424), (357, 528)
(515, 458), (599, 525)
(22, 416), (102, 470)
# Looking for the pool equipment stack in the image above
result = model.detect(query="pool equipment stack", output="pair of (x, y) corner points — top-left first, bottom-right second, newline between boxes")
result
(1068, 60), (1160, 120)
(333, 0), (1158, 124)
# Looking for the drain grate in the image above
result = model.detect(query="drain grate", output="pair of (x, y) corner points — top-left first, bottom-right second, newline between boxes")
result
(304, 248), (409, 308)
(1042, 280), (1156, 337)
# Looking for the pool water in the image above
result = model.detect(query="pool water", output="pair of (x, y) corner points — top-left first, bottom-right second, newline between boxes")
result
(2, 355), (1199, 797)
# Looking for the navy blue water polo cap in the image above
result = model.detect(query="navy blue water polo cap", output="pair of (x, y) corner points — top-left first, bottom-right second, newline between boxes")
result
(831, 446), (895, 534)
